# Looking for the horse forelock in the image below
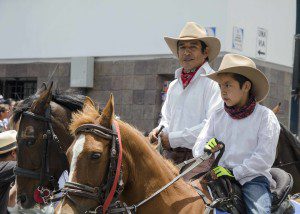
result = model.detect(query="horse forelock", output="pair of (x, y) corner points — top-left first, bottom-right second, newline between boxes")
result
(69, 104), (100, 135)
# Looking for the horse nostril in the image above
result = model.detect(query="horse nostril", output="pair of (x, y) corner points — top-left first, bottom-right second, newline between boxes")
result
(17, 194), (27, 204)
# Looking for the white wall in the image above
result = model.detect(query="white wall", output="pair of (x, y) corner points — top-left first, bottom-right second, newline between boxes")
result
(225, 0), (296, 67)
(0, 0), (296, 67)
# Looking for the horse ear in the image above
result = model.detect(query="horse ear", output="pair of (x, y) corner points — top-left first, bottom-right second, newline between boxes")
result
(98, 94), (114, 128)
(83, 96), (95, 109)
(35, 82), (48, 95)
(31, 82), (53, 115)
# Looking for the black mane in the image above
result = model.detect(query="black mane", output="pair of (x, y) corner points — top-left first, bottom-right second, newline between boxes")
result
(12, 92), (86, 123)
(280, 123), (300, 155)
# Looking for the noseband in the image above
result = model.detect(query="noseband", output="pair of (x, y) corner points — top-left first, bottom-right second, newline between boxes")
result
(62, 121), (124, 214)
(14, 106), (68, 203)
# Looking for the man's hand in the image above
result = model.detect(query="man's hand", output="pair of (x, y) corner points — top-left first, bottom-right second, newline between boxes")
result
(204, 138), (221, 153)
(160, 132), (171, 151)
(212, 166), (234, 178)
(149, 128), (159, 144)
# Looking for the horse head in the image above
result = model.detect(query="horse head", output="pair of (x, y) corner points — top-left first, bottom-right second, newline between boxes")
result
(15, 83), (72, 208)
(57, 95), (207, 214)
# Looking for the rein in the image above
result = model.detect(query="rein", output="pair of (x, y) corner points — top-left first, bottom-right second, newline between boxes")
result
(14, 106), (67, 204)
(62, 121), (217, 214)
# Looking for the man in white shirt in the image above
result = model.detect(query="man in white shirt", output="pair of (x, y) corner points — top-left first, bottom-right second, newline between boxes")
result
(193, 54), (280, 213)
(149, 22), (222, 164)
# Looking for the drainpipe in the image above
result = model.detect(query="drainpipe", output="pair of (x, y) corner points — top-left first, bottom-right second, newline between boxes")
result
(290, 0), (300, 134)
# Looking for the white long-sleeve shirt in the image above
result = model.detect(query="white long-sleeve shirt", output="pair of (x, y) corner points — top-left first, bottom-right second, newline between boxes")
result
(192, 104), (280, 187)
(158, 62), (223, 149)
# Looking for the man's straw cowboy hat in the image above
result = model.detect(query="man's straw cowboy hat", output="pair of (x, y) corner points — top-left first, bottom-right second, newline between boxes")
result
(0, 130), (17, 154)
(164, 22), (221, 62)
(206, 54), (269, 102)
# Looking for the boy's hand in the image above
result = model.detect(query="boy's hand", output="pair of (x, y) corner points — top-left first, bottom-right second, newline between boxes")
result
(213, 166), (234, 178)
(204, 138), (220, 153)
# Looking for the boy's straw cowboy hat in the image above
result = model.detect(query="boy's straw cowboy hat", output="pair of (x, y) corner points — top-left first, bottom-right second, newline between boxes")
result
(206, 54), (269, 102)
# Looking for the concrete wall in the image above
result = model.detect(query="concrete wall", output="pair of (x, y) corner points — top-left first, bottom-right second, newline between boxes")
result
(0, 55), (292, 133)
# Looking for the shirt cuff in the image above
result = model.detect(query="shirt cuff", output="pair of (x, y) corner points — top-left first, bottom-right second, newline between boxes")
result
(168, 131), (183, 148)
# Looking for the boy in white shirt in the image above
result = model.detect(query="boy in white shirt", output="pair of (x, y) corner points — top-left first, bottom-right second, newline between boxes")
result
(193, 54), (280, 213)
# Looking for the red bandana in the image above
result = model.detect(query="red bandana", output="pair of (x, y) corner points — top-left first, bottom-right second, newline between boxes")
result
(180, 63), (204, 89)
(224, 95), (256, 119)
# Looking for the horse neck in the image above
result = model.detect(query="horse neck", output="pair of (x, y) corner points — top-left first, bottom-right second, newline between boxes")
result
(118, 122), (189, 205)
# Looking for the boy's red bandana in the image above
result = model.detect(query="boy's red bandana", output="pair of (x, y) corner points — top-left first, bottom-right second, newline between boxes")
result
(224, 95), (256, 119)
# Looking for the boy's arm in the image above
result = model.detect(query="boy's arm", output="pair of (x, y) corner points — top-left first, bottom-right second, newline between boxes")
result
(169, 81), (222, 149)
(232, 111), (280, 183)
(192, 113), (215, 157)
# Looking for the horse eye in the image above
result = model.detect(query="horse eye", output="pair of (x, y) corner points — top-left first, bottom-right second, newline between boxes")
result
(91, 153), (101, 160)
(27, 141), (35, 146)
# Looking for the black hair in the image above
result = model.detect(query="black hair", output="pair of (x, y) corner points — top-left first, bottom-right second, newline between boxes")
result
(199, 41), (209, 61)
(231, 73), (252, 90)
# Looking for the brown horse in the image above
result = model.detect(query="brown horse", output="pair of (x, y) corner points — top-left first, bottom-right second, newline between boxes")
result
(14, 83), (87, 208)
(274, 123), (300, 194)
(56, 95), (209, 214)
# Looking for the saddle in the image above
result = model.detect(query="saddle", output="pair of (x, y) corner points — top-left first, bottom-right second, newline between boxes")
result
(202, 167), (294, 214)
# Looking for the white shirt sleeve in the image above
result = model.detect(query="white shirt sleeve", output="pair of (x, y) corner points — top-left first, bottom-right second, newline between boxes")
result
(158, 85), (172, 133)
(192, 113), (216, 157)
(169, 80), (222, 149)
(232, 110), (280, 184)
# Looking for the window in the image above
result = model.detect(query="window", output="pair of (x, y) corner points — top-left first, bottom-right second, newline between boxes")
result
(0, 78), (37, 100)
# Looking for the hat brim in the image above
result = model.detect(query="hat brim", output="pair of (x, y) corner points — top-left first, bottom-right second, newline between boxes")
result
(0, 141), (17, 154)
(205, 66), (269, 102)
(164, 36), (221, 62)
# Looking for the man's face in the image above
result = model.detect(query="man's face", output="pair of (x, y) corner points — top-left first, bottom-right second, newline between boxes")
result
(178, 40), (208, 70)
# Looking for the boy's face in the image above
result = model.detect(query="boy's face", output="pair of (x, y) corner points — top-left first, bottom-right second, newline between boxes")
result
(218, 74), (251, 107)
(178, 40), (208, 70)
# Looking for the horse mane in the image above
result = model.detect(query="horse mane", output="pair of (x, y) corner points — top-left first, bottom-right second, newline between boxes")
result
(280, 123), (300, 154)
(69, 106), (180, 176)
(12, 91), (86, 124)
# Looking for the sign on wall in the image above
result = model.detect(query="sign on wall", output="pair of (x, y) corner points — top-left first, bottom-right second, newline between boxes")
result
(256, 28), (267, 59)
(205, 27), (216, 37)
(232, 27), (244, 51)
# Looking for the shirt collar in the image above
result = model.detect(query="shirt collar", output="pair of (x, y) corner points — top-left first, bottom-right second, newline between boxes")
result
(175, 61), (212, 79)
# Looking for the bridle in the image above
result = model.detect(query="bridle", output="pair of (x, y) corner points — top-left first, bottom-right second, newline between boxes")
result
(14, 105), (68, 204)
(62, 121), (124, 214)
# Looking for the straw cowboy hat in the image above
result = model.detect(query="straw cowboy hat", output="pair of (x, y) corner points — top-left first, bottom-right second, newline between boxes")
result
(0, 130), (17, 154)
(164, 22), (221, 62)
(206, 54), (269, 102)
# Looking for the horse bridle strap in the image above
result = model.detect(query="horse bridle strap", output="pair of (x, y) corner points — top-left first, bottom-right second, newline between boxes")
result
(63, 121), (123, 214)
(14, 166), (52, 180)
(16, 107), (66, 192)
(75, 124), (116, 140)
(63, 181), (101, 200)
